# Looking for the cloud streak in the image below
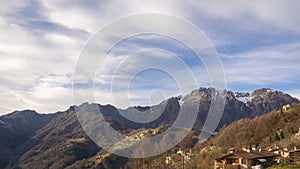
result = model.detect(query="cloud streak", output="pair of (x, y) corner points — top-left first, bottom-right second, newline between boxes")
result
(0, 1), (300, 114)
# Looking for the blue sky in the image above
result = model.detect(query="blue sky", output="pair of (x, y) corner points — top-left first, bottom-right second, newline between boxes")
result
(0, 0), (300, 114)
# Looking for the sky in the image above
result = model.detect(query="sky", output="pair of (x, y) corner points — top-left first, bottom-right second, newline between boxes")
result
(0, 0), (300, 114)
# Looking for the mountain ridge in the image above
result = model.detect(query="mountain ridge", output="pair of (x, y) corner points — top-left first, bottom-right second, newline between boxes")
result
(0, 87), (298, 168)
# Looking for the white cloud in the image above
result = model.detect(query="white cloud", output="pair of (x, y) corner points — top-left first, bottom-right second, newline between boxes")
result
(41, 0), (183, 33)
(286, 90), (300, 100)
(0, 80), (73, 114)
(223, 42), (300, 84)
(0, 6), (86, 114)
(0, 0), (29, 14)
(0, 0), (300, 114)
(186, 1), (300, 33)
(91, 47), (202, 108)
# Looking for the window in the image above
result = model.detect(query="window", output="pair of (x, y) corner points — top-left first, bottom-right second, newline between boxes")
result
(228, 158), (237, 164)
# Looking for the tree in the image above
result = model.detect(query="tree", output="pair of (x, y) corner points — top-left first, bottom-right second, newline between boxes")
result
(274, 133), (280, 141)
(280, 130), (284, 139)
(269, 135), (273, 144)
(279, 107), (283, 116)
(289, 127), (295, 134)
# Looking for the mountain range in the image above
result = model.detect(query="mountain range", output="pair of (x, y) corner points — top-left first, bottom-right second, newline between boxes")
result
(0, 88), (298, 169)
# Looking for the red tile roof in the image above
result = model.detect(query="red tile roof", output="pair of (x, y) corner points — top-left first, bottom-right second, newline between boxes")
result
(215, 150), (279, 160)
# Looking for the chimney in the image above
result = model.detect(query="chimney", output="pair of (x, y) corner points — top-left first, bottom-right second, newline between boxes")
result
(242, 145), (247, 152)
(228, 148), (235, 154)
(246, 146), (251, 152)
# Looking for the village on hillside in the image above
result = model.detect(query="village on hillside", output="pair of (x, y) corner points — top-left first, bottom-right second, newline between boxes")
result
(213, 104), (300, 169)
(131, 104), (300, 169)
(214, 144), (300, 169)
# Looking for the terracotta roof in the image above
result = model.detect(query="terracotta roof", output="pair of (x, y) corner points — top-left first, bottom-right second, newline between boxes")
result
(215, 151), (279, 160)
(253, 151), (280, 158)
(215, 153), (233, 160)
(289, 149), (300, 153)
(234, 151), (263, 159)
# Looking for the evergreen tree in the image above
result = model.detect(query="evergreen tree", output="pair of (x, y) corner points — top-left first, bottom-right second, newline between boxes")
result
(274, 133), (280, 141)
(290, 127), (295, 134)
(269, 135), (273, 144)
(280, 130), (284, 139)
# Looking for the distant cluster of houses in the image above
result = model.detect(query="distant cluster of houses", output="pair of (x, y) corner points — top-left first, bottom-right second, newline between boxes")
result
(295, 127), (300, 139)
(266, 144), (300, 162)
(115, 128), (165, 151)
(281, 104), (292, 111)
(165, 149), (195, 165)
(214, 145), (300, 169)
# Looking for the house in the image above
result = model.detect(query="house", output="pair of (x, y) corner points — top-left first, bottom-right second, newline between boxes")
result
(289, 149), (300, 162)
(215, 151), (279, 169)
(295, 127), (300, 139)
(267, 145), (300, 159)
(269, 148), (282, 156)
(282, 147), (290, 158)
(165, 156), (172, 164)
(177, 149), (183, 156)
(251, 145), (257, 151)
(282, 104), (291, 111)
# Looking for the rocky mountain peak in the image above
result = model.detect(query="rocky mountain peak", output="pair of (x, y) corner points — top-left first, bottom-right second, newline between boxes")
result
(3, 110), (39, 119)
(252, 88), (273, 96)
(0, 87), (298, 169)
